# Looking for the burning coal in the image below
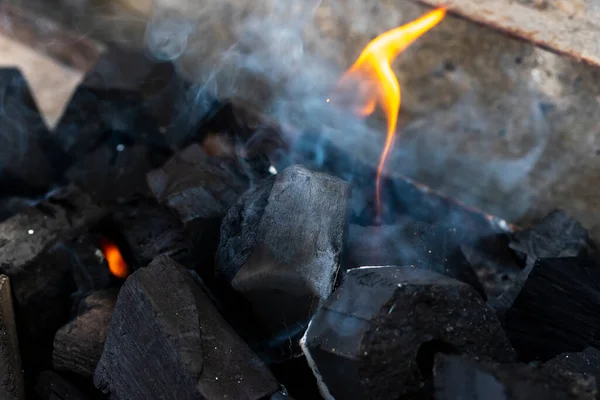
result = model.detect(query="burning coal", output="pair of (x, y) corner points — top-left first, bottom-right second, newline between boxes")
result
(99, 238), (129, 279)
(332, 8), (446, 216)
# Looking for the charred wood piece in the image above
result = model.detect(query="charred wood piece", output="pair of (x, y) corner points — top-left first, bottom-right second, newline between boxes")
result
(217, 165), (348, 346)
(434, 354), (597, 400)
(55, 85), (172, 202)
(35, 371), (91, 400)
(491, 210), (600, 313)
(0, 186), (106, 375)
(345, 221), (486, 298)
(112, 196), (196, 269)
(147, 143), (268, 224)
(94, 255), (280, 399)
(0, 275), (25, 400)
(301, 266), (514, 399)
(53, 290), (117, 377)
(82, 45), (188, 143)
(503, 256), (600, 362)
(0, 68), (65, 219)
(510, 210), (600, 269)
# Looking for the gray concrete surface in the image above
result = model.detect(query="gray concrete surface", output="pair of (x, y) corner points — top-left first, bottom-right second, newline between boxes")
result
(9, 0), (600, 240)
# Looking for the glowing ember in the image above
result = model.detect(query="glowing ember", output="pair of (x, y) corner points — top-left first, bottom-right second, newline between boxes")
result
(100, 238), (129, 279)
(335, 8), (446, 216)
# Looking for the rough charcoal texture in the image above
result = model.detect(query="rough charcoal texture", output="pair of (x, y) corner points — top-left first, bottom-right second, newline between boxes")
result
(462, 233), (522, 298)
(112, 196), (196, 269)
(217, 165), (349, 346)
(52, 289), (117, 377)
(491, 210), (600, 313)
(504, 256), (600, 361)
(55, 86), (172, 202)
(546, 348), (600, 399)
(434, 354), (597, 400)
(0, 186), (106, 376)
(0, 68), (66, 219)
(147, 143), (267, 224)
(345, 221), (486, 298)
(94, 255), (279, 400)
(81, 45), (189, 144)
(0, 275), (25, 400)
(35, 371), (90, 400)
(216, 177), (276, 282)
(510, 210), (600, 268)
(302, 266), (515, 399)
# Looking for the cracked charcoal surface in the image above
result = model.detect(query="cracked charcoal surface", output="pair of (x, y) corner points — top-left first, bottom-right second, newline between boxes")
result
(303, 266), (514, 399)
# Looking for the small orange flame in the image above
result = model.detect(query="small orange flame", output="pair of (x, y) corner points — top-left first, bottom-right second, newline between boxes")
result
(100, 238), (129, 279)
(335, 8), (446, 216)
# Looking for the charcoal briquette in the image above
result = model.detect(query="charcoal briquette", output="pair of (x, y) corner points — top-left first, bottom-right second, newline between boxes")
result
(301, 266), (514, 399)
(217, 165), (349, 351)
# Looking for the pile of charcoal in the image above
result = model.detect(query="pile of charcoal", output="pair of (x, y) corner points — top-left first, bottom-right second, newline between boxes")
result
(1, 46), (600, 400)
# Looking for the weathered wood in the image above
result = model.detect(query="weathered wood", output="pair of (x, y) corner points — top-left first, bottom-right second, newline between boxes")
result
(0, 275), (25, 400)
(52, 290), (117, 377)
(94, 255), (280, 399)
(217, 165), (348, 347)
(434, 354), (597, 400)
(416, 0), (600, 66)
(301, 266), (514, 399)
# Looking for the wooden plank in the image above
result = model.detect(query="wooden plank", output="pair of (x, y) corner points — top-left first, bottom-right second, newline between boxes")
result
(416, 0), (600, 66)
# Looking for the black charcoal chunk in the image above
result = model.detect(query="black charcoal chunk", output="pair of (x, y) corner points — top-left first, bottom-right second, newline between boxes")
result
(492, 210), (600, 313)
(0, 186), (106, 374)
(35, 371), (91, 400)
(510, 210), (600, 268)
(68, 234), (114, 297)
(217, 165), (349, 346)
(302, 266), (514, 399)
(504, 257), (600, 361)
(56, 87), (172, 202)
(0, 68), (65, 218)
(546, 348), (600, 378)
(82, 45), (188, 144)
(434, 354), (596, 400)
(111, 196), (196, 268)
(94, 255), (280, 399)
(345, 221), (486, 298)
(147, 143), (266, 224)
(0, 275), (25, 400)
(53, 289), (117, 377)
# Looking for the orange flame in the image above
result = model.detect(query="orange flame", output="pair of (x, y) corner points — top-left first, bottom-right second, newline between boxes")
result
(100, 238), (129, 279)
(336, 8), (446, 216)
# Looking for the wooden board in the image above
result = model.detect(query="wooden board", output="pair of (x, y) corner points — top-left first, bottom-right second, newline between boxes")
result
(417, 0), (600, 66)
